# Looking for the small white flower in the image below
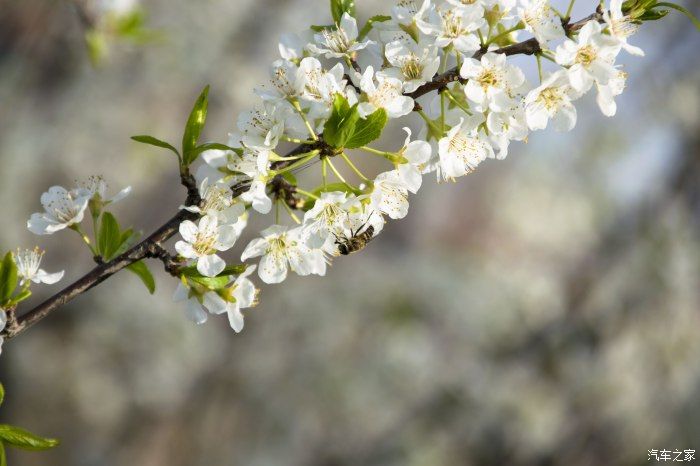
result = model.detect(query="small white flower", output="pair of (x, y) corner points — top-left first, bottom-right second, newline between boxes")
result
(460, 52), (526, 112)
(78, 175), (131, 206)
(524, 70), (581, 131)
(14, 247), (64, 286)
(596, 68), (627, 117)
(392, 0), (433, 25)
(27, 186), (91, 235)
(438, 116), (494, 179)
(175, 215), (238, 277)
(182, 178), (248, 230)
(278, 32), (307, 61)
(307, 13), (372, 59)
(604, 0), (644, 56)
(555, 20), (620, 93)
(296, 57), (349, 119)
(358, 66), (415, 119)
(371, 170), (411, 219)
(241, 225), (327, 284)
(256, 59), (300, 103)
(486, 101), (529, 158)
(417, 4), (484, 53)
(220, 265), (259, 332)
(303, 191), (351, 247)
(172, 283), (224, 325)
(517, 0), (565, 45)
(237, 105), (286, 150)
(396, 127), (432, 193)
(383, 41), (441, 93)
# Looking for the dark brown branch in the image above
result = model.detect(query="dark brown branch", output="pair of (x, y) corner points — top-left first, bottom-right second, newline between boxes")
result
(1, 10), (603, 342)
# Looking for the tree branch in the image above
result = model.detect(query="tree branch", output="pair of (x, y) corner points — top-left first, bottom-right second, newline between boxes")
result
(1, 10), (603, 342)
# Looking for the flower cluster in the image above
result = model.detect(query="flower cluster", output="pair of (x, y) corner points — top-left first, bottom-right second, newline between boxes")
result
(11, 0), (668, 343)
(170, 0), (646, 331)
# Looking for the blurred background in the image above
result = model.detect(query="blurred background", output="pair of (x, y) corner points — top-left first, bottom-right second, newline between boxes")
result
(0, 0), (699, 465)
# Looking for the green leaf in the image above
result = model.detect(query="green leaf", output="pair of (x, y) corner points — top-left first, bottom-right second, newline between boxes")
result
(0, 442), (5, 466)
(0, 384), (4, 406)
(323, 94), (360, 149)
(358, 15), (391, 40)
(127, 261), (156, 294)
(330, 0), (355, 23)
(653, 2), (700, 29)
(182, 85), (210, 165)
(0, 425), (59, 451)
(189, 275), (229, 290)
(97, 212), (122, 261)
(345, 109), (388, 149)
(131, 135), (180, 157)
(0, 252), (18, 304)
(113, 9), (145, 36)
(9, 288), (31, 307)
(85, 30), (107, 66)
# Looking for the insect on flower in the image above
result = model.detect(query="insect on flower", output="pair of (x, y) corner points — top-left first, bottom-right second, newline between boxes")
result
(334, 216), (377, 256)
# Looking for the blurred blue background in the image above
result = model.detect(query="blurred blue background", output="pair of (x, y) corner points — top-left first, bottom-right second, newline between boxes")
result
(0, 0), (699, 464)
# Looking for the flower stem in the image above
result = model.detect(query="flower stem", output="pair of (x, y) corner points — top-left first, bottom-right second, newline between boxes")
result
(273, 150), (320, 175)
(565, 0), (576, 19)
(536, 54), (543, 83)
(322, 158), (328, 190)
(291, 99), (318, 141)
(443, 89), (472, 116)
(326, 158), (356, 190)
(486, 22), (525, 47)
(281, 200), (301, 224)
(295, 187), (320, 200)
(340, 152), (370, 182)
(281, 135), (316, 145)
(71, 225), (97, 255)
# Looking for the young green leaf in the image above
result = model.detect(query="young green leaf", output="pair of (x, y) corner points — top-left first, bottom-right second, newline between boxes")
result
(345, 109), (388, 149)
(182, 85), (210, 165)
(330, 0), (356, 23)
(323, 94), (360, 149)
(358, 15), (392, 40)
(131, 135), (180, 157)
(97, 212), (122, 261)
(189, 275), (229, 290)
(653, 2), (700, 29)
(0, 442), (5, 466)
(0, 425), (59, 451)
(127, 261), (156, 294)
(0, 252), (18, 304)
(0, 383), (4, 406)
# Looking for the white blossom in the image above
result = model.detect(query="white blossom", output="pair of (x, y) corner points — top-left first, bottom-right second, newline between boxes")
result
(392, 0), (433, 25)
(460, 52), (526, 112)
(596, 68), (627, 117)
(417, 4), (484, 53)
(524, 70), (581, 131)
(27, 186), (91, 235)
(256, 59), (300, 103)
(370, 170), (411, 219)
(175, 215), (239, 277)
(603, 0), (644, 56)
(518, 0), (565, 44)
(307, 13), (372, 59)
(396, 127), (432, 193)
(438, 116), (494, 179)
(383, 41), (441, 93)
(237, 105), (286, 150)
(14, 248), (64, 286)
(221, 265), (259, 332)
(555, 20), (620, 93)
(241, 225), (327, 284)
(358, 66), (415, 119)
(78, 175), (131, 206)
(486, 100), (529, 158)
(296, 57), (349, 119)
(278, 32), (307, 61)
(303, 191), (351, 248)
